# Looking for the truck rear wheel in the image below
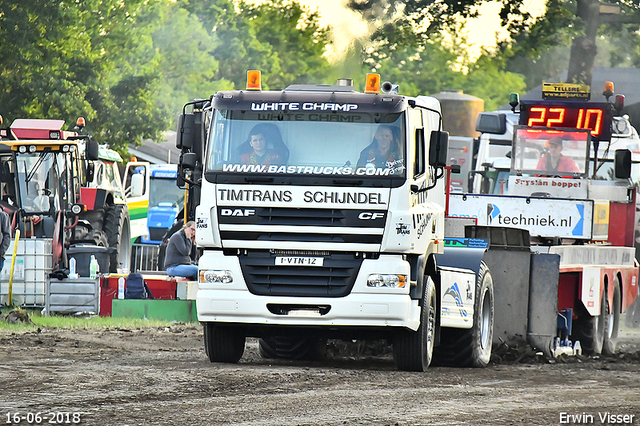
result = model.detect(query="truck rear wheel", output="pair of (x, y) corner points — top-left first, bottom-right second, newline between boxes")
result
(104, 204), (131, 273)
(573, 287), (607, 355)
(433, 261), (494, 367)
(258, 336), (327, 360)
(625, 294), (640, 328)
(203, 322), (245, 363)
(393, 275), (436, 372)
(603, 281), (621, 355)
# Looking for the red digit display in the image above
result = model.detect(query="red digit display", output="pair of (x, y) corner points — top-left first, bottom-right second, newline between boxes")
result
(520, 101), (612, 142)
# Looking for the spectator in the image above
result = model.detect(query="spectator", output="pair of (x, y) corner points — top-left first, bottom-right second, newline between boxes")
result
(164, 221), (198, 280)
(0, 209), (10, 271)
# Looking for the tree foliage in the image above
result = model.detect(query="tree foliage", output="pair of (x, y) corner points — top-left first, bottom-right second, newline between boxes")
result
(182, 0), (332, 90)
(0, 0), (168, 151)
(0, 0), (333, 153)
(365, 21), (525, 111)
(348, 0), (640, 91)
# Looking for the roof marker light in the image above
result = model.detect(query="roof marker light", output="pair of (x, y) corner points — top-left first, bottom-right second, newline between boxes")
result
(365, 73), (380, 94)
(246, 70), (262, 91)
(509, 93), (520, 112)
(603, 81), (614, 100)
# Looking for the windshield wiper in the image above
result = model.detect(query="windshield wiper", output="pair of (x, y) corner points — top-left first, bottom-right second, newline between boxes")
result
(332, 178), (364, 186)
(244, 176), (274, 183)
(25, 151), (49, 184)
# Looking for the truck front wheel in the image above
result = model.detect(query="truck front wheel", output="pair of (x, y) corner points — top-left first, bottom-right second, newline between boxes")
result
(393, 275), (436, 372)
(203, 322), (245, 363)
(433, 261), (494, 367)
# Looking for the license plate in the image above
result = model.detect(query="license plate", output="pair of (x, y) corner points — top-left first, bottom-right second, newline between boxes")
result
(275, 257), (324, 267)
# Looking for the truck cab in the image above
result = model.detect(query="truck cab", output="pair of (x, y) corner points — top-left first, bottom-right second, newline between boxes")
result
(178, 73), (497, 371)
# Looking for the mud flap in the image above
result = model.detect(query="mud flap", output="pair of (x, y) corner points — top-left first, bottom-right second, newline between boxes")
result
(464, 226), (558, 355)
(527, 253), (560, 357)
(480, 248), (532, 348)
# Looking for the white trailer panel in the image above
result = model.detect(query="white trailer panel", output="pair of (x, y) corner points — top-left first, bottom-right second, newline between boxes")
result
(449, 193), (594, 239)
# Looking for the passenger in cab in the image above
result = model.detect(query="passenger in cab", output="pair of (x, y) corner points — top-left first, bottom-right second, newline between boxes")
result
(357, 125), (402, 169)
(239, 124), (288, 166)
(536, 137), (580, 173)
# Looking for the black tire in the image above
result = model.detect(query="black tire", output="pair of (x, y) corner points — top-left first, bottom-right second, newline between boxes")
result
(258, 336), (327, 360)
(573, 286), (607, 355)
(88, 229), (108, 247)
(433, 261), (494, 368)
(603, 281), (621, 355)
(104, 204), (131, 273)
(203, 322), (245, 363)
(393, 275), (437, 372)
(625, 294), (640, 328)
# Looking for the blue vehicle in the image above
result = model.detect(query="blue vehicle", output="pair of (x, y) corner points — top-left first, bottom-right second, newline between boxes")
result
(141, 164), (184, 244)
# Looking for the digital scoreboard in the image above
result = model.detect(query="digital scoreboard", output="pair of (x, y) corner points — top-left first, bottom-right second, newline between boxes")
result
(519, 100), (612, 142)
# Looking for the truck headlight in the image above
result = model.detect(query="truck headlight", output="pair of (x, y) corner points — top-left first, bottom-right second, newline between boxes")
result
(367, 274), (407, 288)
(200, 269), (233, 284)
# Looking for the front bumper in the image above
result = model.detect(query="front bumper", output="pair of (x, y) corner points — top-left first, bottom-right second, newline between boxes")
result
(196, 250), (421, 331)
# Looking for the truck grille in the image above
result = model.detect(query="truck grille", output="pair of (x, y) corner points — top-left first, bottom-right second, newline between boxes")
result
(149, 227), (168, 241)
(238, 250), (363, 297)
(217, 207), (385, 245)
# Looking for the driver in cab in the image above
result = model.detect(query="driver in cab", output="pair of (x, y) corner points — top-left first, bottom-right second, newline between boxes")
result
(536, 137), (580, 174)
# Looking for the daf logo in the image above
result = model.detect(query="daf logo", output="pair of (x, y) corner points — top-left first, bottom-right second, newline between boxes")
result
(358, 212), (385, 220)
(221, 208), (256, 217)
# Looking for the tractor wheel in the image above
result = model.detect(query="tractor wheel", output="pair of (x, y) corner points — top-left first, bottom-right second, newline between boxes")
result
(258, 336), (327, 361)
(573, 287), (607, 355)
(433, 261), (494, 368)
(203, 322), (245, 363)
(88, 229), (108, 247)
(393, 275), (437, 371)
(104, 204), (131, 273)
(603, 281), (621, 355)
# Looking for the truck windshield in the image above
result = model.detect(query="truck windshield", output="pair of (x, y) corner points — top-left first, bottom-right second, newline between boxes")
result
(206, 110), (406, 180)
(150, 177), (184, 208)
(16, 151), (69, 214)
(511, 127), (589, 177)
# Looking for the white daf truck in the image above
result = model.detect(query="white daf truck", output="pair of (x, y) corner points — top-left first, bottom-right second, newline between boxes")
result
(177, 73), (517, 371)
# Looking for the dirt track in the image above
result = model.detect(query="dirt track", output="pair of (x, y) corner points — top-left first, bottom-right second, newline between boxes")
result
(1, 319), (640, 426)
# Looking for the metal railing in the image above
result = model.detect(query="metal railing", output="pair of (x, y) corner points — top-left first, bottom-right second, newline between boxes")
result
(131, 243), (161, 273)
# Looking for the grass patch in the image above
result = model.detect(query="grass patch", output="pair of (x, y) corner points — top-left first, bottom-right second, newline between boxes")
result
(0, 308), (181, 334)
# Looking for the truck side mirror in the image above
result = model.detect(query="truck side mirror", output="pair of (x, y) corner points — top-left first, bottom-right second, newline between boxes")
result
(476, 112), (507, 134)
(614, 149), (632, 179)
(176, 113), (195, 151)
(180, 152), (197, 171)
(130, 172), (144, 197)
(86, 140), (100, 161)
(429, 130), (449, 168)
(86, 161), (95, 183)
